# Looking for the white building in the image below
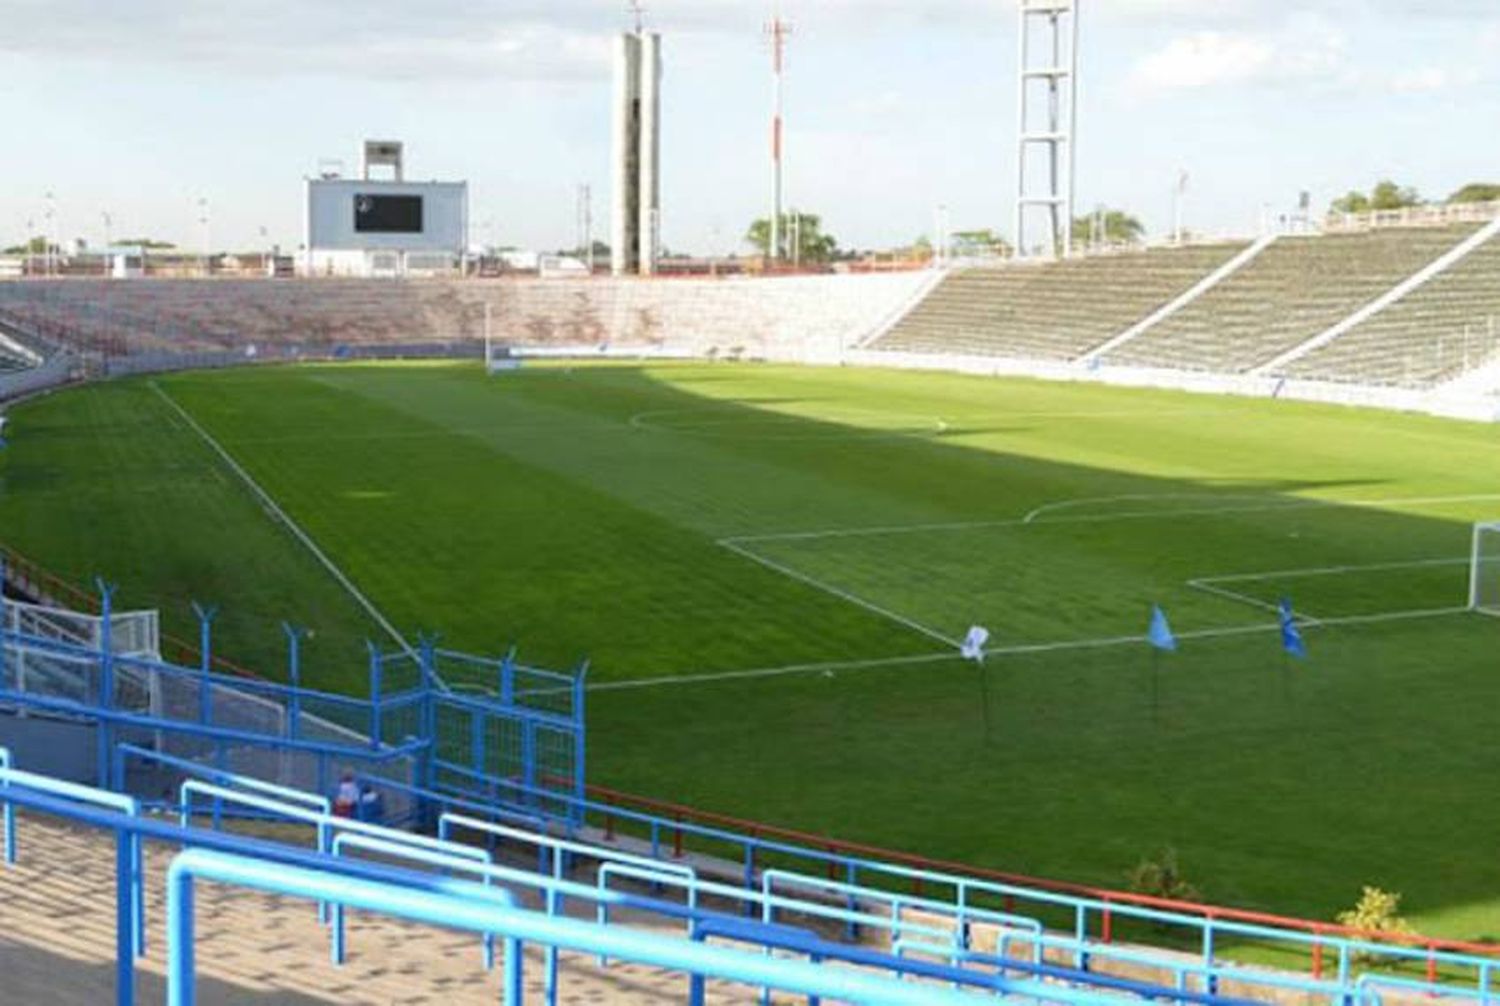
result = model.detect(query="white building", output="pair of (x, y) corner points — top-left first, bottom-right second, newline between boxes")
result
(302, 141), (468, 278)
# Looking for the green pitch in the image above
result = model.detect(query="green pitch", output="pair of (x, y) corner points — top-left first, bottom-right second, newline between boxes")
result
(5, 361), (1500, 938)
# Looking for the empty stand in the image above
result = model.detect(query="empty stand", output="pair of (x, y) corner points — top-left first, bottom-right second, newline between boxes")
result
(1105, 226), (1479, 373)
(1283, 228), (1500, 387)
(0, 273), (931, 362)
(871, 243), (1245, 361)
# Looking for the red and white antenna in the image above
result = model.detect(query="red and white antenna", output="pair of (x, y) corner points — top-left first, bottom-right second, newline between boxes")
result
(765, 7), (793, 265)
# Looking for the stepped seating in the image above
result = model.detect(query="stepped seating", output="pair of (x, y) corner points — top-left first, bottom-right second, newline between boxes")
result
(870, 243), (1245, 361)
(0, 273), (931, 361)
(1106, 226), (1477, 373)
(1282, 229), (1500, 387)
(0, 810), (786, 1004)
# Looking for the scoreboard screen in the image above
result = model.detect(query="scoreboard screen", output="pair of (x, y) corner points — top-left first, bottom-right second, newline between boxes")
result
(354, 194), (423, 233)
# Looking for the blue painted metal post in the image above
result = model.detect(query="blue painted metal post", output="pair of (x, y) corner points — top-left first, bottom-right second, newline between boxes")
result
(419, 634), (438, 791)
(192, 603), (216, 725)
(284, 624), (303, 740)
(96, 579), (117, 787)
(573, 659), (588, 829)
(368, 642), (383, 749)
(116, 826), (136, 1006)
(500, 645), (516, 705)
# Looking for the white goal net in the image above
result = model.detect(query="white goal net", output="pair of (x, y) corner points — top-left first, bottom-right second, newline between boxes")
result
(1469, 522), (1500, 616)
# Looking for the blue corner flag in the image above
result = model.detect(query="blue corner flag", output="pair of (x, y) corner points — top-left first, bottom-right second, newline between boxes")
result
(1278, 597), (1308, 659)
(1148, 605), (1177, 652)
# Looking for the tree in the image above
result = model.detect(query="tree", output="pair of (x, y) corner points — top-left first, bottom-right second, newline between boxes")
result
(1369, 180), (1422, 211)
(1330, 191), (1371, 214)
(1070, 209), (1144, 246)
(1448, 182), (1500, 205)
(3, 236), (56, 255)
(1331, 181), (1421, 215)
(745, 211), (838, 263)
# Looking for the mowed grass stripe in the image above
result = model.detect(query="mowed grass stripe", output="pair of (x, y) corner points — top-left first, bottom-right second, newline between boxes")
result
(160, 367), (933, 681)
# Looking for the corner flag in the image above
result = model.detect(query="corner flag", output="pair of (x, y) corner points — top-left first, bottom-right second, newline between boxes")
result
(1147, 605), (1177, 652)
(960, 625), (990, 663)
(1278, 598), (1307, 660)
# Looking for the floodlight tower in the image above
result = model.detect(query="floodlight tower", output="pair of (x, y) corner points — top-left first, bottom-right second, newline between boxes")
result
(1014, 0), (1080, 260)
(611, 1), (661, 276)
(765, 9), (792, 266)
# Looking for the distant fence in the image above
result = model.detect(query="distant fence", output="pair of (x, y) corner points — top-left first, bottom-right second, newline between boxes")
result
(0, 567), (587, 823)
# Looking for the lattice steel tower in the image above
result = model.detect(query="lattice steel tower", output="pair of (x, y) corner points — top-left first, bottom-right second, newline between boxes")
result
(1014, 0), (1079, 260)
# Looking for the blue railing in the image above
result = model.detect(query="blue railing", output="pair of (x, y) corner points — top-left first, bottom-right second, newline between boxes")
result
(3, 750), (1448, 1006)
(164, 848), (1039, 1006)
(0, 745), (13, 864)
(465, 773), (1500, 999)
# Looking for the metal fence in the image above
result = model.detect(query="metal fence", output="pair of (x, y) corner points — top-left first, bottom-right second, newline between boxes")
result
(0, 566), (587, 823)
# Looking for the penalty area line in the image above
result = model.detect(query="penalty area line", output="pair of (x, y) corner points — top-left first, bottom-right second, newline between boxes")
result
(150, 380), (417, 661)
(716, 537), (960, 648)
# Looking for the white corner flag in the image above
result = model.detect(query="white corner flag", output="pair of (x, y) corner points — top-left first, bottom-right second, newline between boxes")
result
(960, 625), (990, 663)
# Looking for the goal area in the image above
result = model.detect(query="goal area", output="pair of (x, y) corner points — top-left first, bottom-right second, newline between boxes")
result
(1470, 521), (1500, 616)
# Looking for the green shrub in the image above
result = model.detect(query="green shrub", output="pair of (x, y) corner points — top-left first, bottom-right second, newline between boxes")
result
(1127, 847), (1201, 903)
(1337, 887), (1415, 964)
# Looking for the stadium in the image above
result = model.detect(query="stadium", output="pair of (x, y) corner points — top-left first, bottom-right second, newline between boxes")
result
(2, 2), (1500, 1004)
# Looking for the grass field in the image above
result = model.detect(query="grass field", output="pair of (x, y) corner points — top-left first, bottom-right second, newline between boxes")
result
(5, 360), (1500, 938)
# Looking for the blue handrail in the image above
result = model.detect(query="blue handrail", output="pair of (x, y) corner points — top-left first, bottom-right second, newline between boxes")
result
(0, 763), (145, 957)
(164, 848), (1091, 1006)
(472, 773), (1500, 992)
(0, 746), (12, 865)
(439, 809), (695, 1003)
(329, 830), (496, 969)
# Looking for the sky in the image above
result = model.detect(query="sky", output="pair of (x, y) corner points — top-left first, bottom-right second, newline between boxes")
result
(2, 0), (1498, 256)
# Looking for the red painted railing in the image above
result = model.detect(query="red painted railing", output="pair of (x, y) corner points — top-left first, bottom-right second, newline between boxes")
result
(584, 781), (1500, 964)
(0, 540), (264, 681)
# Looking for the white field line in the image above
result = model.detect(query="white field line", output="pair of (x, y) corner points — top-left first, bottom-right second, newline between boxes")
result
(150, 380), (418, 662)
(716, 538), (960, 647)
(589, 604), (1473, 692)
(1187, 557), (1470, 624)
(1192, 556), (1469, 584)
(726, 493), (1500, 546)
(1186, 579), (1309, 621)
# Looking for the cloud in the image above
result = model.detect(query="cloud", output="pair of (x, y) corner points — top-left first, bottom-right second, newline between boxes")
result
(1129, 32), (1275, 90)
(1388, 67), (1449, 93)
(1127, 18), (1351, 93)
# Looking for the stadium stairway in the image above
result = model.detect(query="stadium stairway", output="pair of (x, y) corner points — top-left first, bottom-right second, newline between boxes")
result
(868, 243), (1248, 361)
(1279, 225), (1500, 387)
(1103, 225), (1480, 373)
(0, 809), (816, 1004)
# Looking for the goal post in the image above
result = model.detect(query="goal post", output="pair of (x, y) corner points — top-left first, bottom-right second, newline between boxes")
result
(1470, 521), (1500, 616)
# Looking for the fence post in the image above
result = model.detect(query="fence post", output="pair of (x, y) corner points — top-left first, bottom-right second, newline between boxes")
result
(367, 641), (383, 749)
(96, 579), (117, 787)
(499, 645), (516, 706)
(193, 603), (216, 725)
(573, 659), (589, 829)
(418, 634), (438, 791)
(284, 624), (304, 739)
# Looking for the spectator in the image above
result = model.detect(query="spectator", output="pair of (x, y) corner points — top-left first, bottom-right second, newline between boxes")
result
(333, 772), (359, 818)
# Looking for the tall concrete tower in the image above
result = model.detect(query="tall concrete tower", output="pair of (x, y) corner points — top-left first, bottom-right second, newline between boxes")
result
(611, 26), (662, 276)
